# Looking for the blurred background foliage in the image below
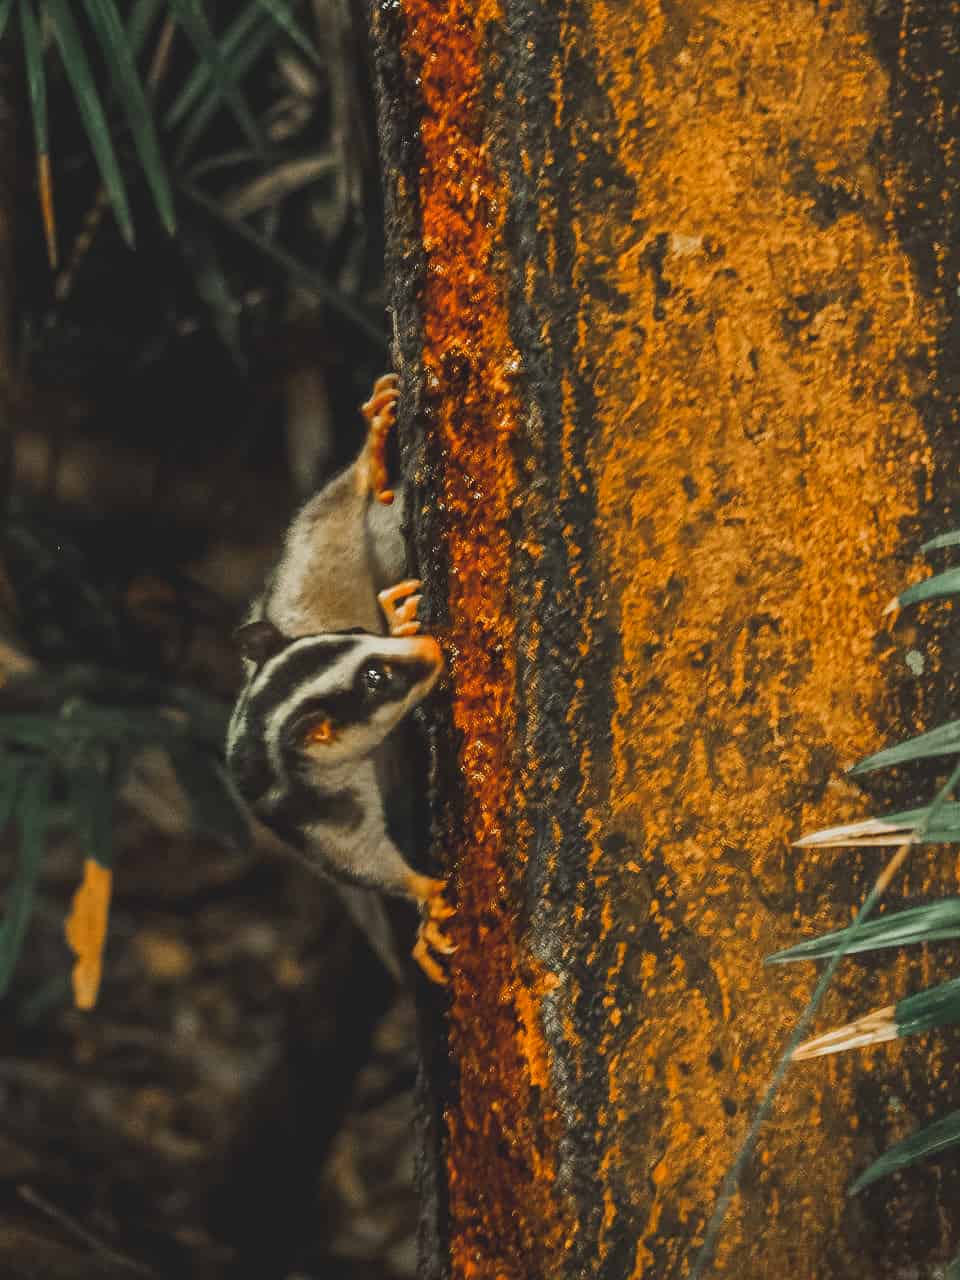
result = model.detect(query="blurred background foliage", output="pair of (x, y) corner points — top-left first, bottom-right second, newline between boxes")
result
(0, 4), (418, 1277)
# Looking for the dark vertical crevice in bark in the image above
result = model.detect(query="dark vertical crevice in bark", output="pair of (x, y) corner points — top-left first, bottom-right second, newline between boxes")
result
(865, 3), (960, 521)
(858, 5), (960, 1258)
(482, 5), (642, 1270)
(368, 1), (960, 1275)
(366, 6), (454, 1277)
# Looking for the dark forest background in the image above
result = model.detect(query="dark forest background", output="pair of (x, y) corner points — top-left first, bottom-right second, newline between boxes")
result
(0, 3), (413, 1277)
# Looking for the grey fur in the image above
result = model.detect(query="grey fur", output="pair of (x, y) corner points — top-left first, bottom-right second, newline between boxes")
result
(226, 377), (444, 923)
(226, 630), (441, 895)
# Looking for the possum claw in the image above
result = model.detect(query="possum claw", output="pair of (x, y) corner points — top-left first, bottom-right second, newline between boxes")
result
(407, 873), (455, 985)
(361, 373), (400, 505)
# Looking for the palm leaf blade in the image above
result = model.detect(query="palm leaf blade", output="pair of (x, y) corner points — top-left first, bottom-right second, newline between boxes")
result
(81, 0), (175, 233)
(921, 530), (960, 554)
(767, 900), (960, 963)
(850, 1109), (960, 1194)
(0, 764), (49, 996)
(174, 16), (273, 162)
(19, 0), (57, 267)
(45, 0), (134, 245)
(165, 0), (263, 155)
(126, 0), (164, 54)
(849, 719), (960, 775)
(891, 566), (960, 611)
(164, 2), (261, 128)
(795, 801), (960, 847)
(895, 976), (960, 1038)
(253, 0), (321, 68)
(69, 758), (114, 869)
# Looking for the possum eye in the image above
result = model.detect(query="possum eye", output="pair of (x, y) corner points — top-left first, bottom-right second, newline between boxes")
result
(360, 662), (393, 700)
(302, 716), (338, 747)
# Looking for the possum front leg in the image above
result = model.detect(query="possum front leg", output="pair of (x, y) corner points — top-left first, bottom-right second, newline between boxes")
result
(360, 373), (400, 505)
(378, 579), (424, 636)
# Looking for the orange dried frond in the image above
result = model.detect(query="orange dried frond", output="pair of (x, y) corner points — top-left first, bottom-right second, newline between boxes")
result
(37, 153), (58, 271)
(65, 858), (112, 1010)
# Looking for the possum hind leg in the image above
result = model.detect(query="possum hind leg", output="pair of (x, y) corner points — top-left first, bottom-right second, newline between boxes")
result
(406, 872), (456, 985)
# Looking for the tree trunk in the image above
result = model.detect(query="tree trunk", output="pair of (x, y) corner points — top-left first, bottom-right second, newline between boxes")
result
(369, 1), (960, 1276)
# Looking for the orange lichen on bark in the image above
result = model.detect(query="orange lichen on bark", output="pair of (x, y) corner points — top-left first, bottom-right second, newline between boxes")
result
(568, 0), (947, 1273)
(399, 0), (570, 1273)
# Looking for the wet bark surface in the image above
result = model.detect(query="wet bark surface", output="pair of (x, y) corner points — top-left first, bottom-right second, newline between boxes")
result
(370, 2), (960, 1276)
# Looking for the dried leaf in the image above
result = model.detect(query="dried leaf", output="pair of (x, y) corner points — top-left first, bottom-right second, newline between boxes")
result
(65, 857), (112, 1010)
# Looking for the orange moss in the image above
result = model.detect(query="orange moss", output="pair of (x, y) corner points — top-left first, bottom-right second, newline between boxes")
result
(574, 0), (945, 1273)
(399, 0), (570, 1273)
(394, 0), (959, 1271)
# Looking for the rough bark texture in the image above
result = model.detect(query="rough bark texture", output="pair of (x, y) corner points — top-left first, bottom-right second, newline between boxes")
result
(370, 1), (960, 1277)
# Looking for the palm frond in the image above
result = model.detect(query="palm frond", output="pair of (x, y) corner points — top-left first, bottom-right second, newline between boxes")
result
(795, 801), (960, 848)
(174, 11), (273, 162)
(0, 0), (15, 40)
(19, 0), (56, 267)
(165, 0), (264, 156)
(768, 900), (960, 963)
(0, 763), (50, 996)
(794, 977), (960, 1061)
(920, 529), (960, 554)
(884, 566), (960, 615)
(45, 0), (135, 245)
(81, 0), (175, 234)
(850, 1110), (960, 1195)
(125, 0), (165, 54)
(164, 2), (261, 129)
(849, 719), (960, 775)
(253, 0), (322, 69)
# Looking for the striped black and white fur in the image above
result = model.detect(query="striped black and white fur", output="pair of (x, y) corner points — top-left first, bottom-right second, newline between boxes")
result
(226, 629), (442, 893)
(225, 375), (453, 982)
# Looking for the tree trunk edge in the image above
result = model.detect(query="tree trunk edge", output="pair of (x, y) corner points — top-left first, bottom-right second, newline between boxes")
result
(369, 2), (960, 1278)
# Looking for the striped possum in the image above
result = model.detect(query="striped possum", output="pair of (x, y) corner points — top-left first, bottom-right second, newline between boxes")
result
(226, 375), (453, 983)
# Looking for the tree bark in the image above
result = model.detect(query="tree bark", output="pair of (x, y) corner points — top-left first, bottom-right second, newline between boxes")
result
(369, 1), (960, 1276)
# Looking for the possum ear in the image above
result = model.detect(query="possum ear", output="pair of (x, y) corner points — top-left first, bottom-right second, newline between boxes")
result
(234, 619), (287, 665)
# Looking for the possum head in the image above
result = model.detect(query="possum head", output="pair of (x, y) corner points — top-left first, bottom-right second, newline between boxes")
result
(241, 630), (443, 783)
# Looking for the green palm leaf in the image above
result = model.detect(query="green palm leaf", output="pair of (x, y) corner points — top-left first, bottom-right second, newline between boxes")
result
(850, 1109), (960, 1194)
(174, 13), (273, 163)
(19, 0), (57, 266)
(895, 976), (960, 1038)
(890, 566), (960, 612)
(126, 0), (164, 54)
(165, 0), (263, 156)
(849, 719), (960, 775)
(0, 763), (49, 996)
(920, 529), (960, 554)
(767, 900), (960, 963)
(81, 0), (175, 233)
(45, 0), (134, 245)
(253, 0), (321, 68)
(795, 801), (960, 848)
(164, 2), (261, 129)
(69, 758), (114, 869)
